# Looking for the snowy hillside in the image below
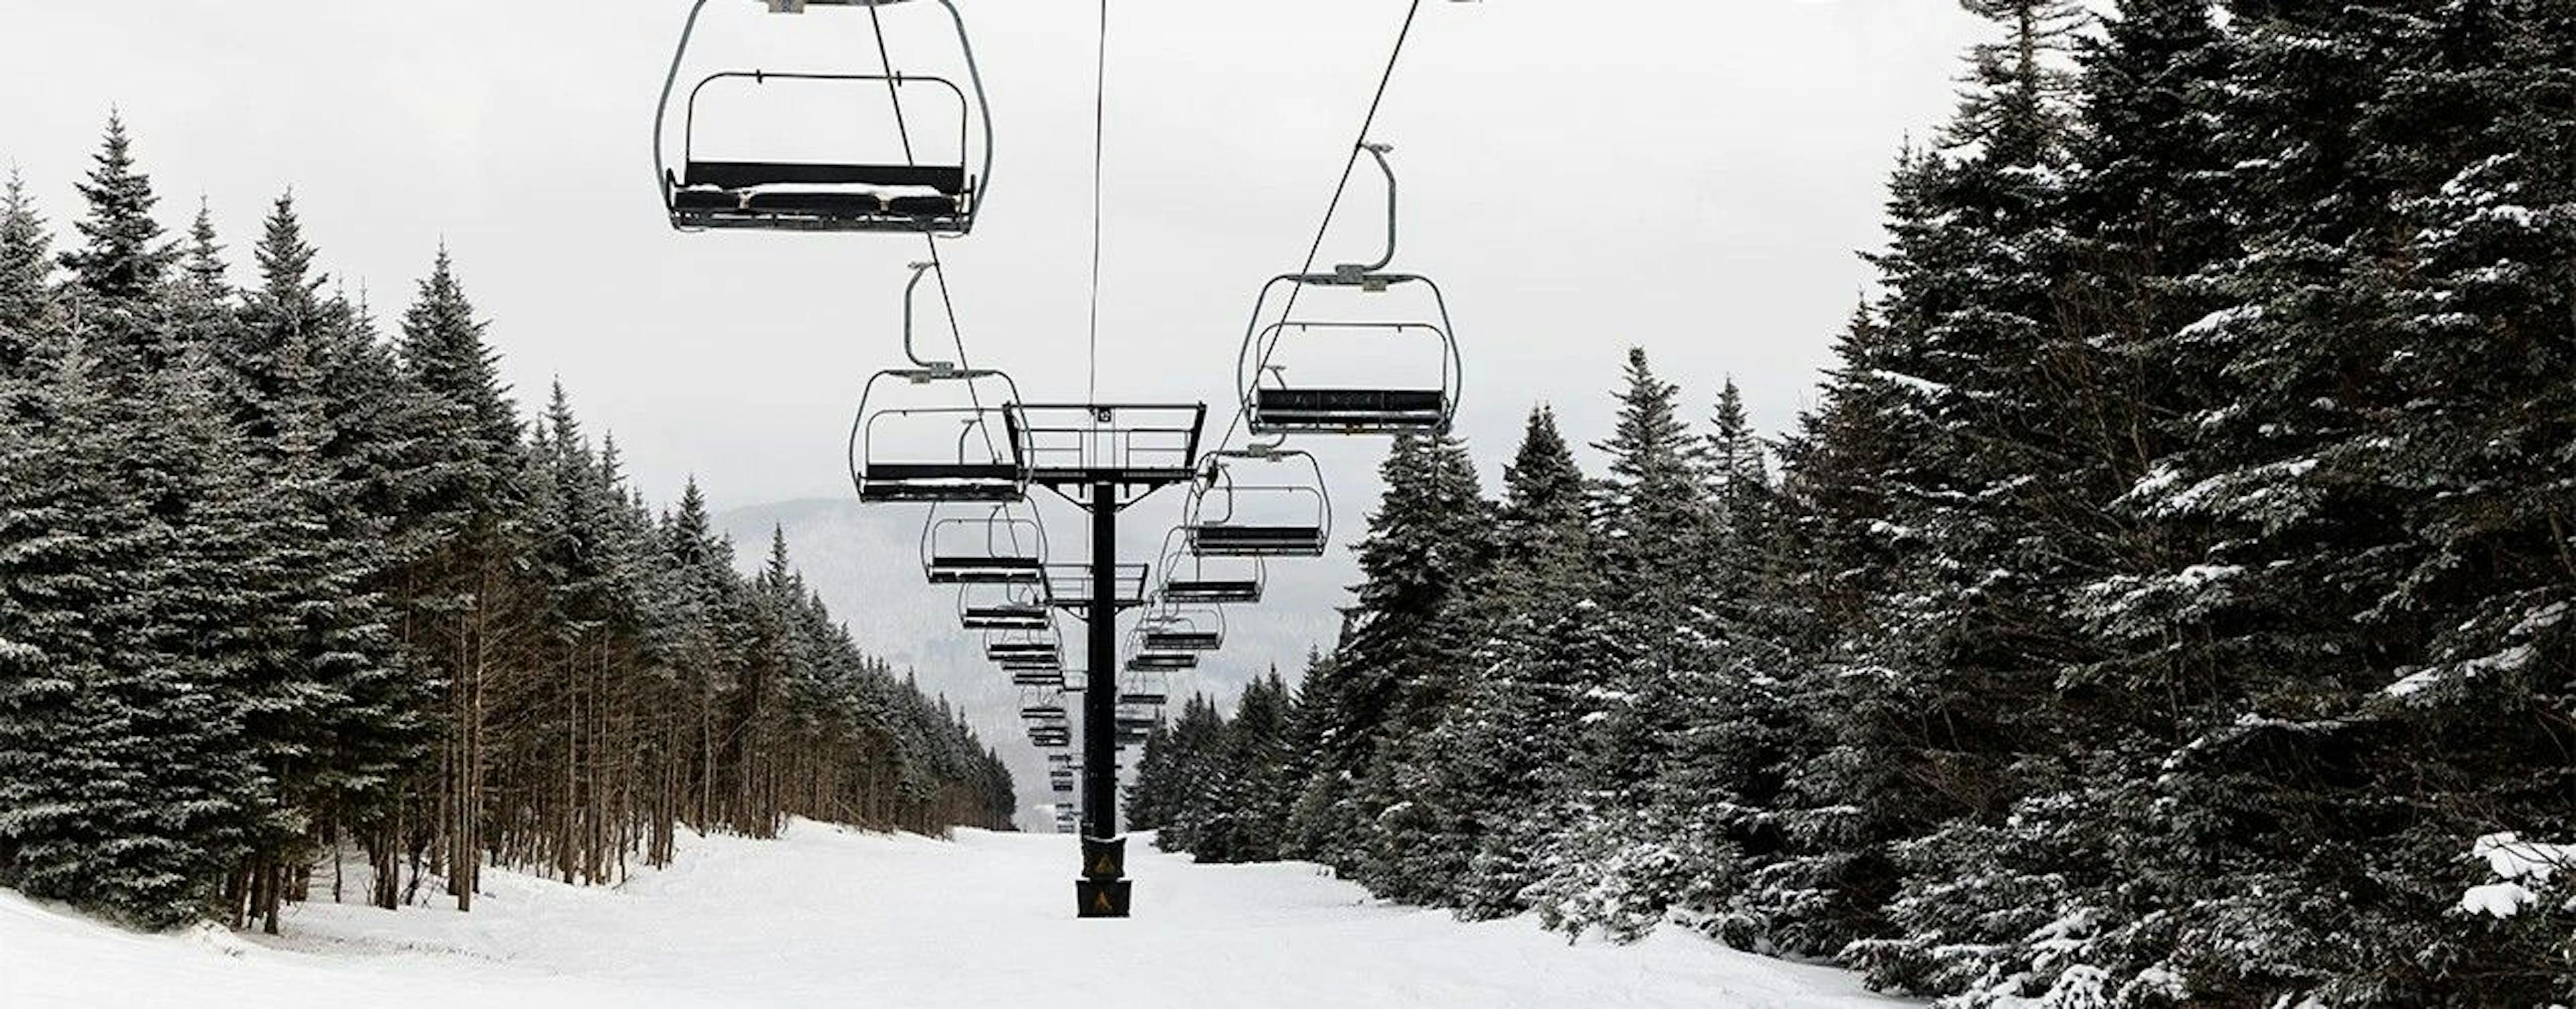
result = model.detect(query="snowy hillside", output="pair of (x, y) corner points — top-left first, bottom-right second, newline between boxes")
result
(718, 498), (1352, 822)
(1, 824), (1905, 1008)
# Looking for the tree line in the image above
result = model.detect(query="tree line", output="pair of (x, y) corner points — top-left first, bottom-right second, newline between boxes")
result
(1134, 0), (2573, 1004)
(0, 118), (1016, 935)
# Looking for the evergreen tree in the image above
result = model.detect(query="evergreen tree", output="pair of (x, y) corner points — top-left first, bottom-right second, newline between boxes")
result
(57, 114), (176, 372)
(1318, 433), (1490, 893)
(0, 334), (258, 926)
(0, 168), (56, 366)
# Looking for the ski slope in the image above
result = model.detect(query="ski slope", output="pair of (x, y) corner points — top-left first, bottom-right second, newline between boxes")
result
(0, 822), (1908, 1008)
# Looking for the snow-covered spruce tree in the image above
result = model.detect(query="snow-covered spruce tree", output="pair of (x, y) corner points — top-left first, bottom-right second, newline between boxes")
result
(1755, 305), (1921, 959)
(1329, 433), (1491, 900)
(0, 168), (58, 369)
(1640, 378), (1807, 949)
(0, 333), (261, 927)
(2102, 1), (2573, 1002)
(388, 246), (532, 908)
(56, 114), (176, 375)
(1410, 407), (1603, 919)
(1128, 719), (1177, 834)
(1156, 694), (1231, 856)
(1279, 647), (1358, 863)
(1771, 0), (2134, 998)
(663, 478), (741, 831)
(1220, 669), (1297, 863)
(2370, 30), (2576, 1001)
(201, 198), (424, 930)
(166, 201), (236, 364)
(1522, 348), (1715, 941)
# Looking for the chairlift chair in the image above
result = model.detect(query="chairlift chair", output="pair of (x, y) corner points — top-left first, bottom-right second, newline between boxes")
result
(851, 264), (1029, 504)
(1236, 145), (1460, 435)
(959, 582), (1051, 631)
(1116, 671), (1170, 708)
(655, 0), (994, 235)
(1155, 529), (1265, 604)
(1183, 447), (1330, 558)
(986, 629), (1061, 664)
(1011, 671), (1065, 689)
(1126, 651), (1197, 673)
(1137, 606), (1224, 652)
(922, 502), (1046, 584)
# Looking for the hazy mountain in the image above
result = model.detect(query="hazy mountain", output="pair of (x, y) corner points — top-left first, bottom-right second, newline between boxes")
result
(716, 497), (1350, 829)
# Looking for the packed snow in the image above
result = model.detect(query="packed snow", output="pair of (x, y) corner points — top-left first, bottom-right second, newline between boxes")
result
(0, 821), (1909, 1008)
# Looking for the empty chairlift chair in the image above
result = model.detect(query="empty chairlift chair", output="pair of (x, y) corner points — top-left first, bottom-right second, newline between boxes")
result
(1183, 447), (1330, 559)
(655, 0), (994, 235)
(1137, 606), (1223, 653)
(922, 504), (1046, 584)
(989, 637), (1061, 666)
(850, 264), (1029, 503)
(1126, 651), (1197, 673)
(1236, 144), (1460, 435)
(1020, 688), (1069, 724)
(1117, 672), (1169, 708)
(958, 582), (1051, 631)
(1152, 527), (1265, 604)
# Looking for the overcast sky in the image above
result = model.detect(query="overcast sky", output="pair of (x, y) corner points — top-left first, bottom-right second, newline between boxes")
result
(3, 0), (1990, 515)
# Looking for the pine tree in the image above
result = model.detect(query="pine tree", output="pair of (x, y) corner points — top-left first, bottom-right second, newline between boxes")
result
(0, 333), (258, 927)
(1313, 433), (1490, 893)
(1418, 408), (1603, 918)
(167, 201), (235, 361)
(1572, 350), (1700, 784)
(0, 168), (56, 367)
(57, 114), (176, 373)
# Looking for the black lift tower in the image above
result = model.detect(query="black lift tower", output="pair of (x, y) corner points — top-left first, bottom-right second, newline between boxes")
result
(1018, 403), (1205, 917)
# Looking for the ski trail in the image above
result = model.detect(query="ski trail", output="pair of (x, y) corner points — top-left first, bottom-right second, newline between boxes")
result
(1, 822), (1910, 1008)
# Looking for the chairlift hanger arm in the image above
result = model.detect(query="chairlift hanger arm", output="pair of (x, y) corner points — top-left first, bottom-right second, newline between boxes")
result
(1337, 143), (1398, 280)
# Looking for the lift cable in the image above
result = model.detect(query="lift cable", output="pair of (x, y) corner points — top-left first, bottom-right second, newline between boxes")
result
(863, 3), (1000, 463)
(1203, 0), (1428, 461)
(867, 0), (919, 162)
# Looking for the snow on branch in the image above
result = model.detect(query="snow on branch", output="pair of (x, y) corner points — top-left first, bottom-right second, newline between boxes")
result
(2459, 833), (2575, 920)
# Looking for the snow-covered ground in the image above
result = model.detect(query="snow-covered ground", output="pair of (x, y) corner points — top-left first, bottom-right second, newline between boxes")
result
(0, 822), (1907, 1008)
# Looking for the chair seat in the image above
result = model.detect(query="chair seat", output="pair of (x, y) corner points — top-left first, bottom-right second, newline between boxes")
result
(1189, 525), (1326, 556)
(963, 606), (1051, 629)
(685, 160), (970, 195)
(747, 190), (883, 215)
(1250, 388), (1447, 431)
(927, 556), (1045, 584)
(859, 463), (1022, 503)
(1164, 579), (1260, 602)
(671, 162), (970, 230)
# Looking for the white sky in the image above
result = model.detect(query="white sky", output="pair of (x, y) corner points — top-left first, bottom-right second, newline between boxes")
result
(3, 0), (1989, 513)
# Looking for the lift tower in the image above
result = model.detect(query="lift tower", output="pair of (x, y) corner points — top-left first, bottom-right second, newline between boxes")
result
(1016, 403), (1205, 918)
